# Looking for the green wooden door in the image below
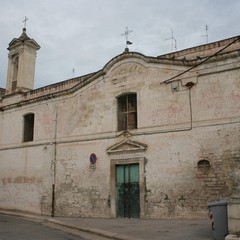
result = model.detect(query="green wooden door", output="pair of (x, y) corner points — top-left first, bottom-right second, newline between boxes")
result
(116, 164), (140, 218)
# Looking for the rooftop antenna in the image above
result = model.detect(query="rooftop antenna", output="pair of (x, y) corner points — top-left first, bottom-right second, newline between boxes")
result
(121, 27), (133, 51)
(165, 28), (177, 52)
(202, 25), (209, 44)
(72, 68), (75, 78)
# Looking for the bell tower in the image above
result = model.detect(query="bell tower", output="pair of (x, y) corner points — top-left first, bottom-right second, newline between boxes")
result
(6, 28), (40, 94)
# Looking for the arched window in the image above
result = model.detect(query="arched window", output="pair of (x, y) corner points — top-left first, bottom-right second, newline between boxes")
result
(12, 55), (19, 91)
(23, 113), (35, 142)
(197, 159), (211, 169)
(117, 93), (137, 131)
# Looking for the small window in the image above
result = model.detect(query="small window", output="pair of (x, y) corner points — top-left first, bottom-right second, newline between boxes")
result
(117, 93), (137, 131)
(23, 113), (34, 142)
(197, 159), (211, 169)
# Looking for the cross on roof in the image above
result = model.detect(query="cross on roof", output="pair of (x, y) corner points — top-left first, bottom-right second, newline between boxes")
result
(121, 27), (133, 49)
(23, 16), (29, 28)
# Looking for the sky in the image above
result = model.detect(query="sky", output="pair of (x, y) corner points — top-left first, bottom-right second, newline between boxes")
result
(0, 0), (239, 89)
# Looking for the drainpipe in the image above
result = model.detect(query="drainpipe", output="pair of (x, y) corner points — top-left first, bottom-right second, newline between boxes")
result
(51, 106), (58, 217)
(51, 184), (55, 217)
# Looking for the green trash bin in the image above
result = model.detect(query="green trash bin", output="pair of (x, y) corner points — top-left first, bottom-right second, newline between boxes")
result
(208, 200), (228, 240)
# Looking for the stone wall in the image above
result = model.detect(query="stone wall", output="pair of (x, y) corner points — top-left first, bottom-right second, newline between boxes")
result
(0, 145), (52, 215)
(144, 124), (240, 218)
(54, 141), (111, 217)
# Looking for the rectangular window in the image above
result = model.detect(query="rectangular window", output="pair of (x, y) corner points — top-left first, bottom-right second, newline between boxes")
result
(23, 113), (34, 142)
(118, 93), (137, 131)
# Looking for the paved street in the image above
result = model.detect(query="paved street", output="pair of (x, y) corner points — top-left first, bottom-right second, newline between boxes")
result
(0, 214), (82, 240)
(0, 210), (214, 240)
(0, 214), (109, 240)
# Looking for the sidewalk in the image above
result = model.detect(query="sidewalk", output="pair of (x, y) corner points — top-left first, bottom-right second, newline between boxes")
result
(0, 210), (213, 240)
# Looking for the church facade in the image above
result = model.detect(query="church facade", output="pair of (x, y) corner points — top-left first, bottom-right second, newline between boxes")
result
(0, 29), (240, 223)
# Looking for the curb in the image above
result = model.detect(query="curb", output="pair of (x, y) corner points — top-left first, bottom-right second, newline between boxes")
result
(0, 210), (46, 222)
(48, 218), (139, 240)
(0, 210), (139, 240)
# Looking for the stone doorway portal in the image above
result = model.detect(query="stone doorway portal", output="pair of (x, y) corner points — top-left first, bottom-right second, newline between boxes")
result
(107, 138), (147, 219)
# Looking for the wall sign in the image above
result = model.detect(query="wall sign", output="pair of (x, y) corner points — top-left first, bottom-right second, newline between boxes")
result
(90, 153), (97, 164)
(89, 163), (96, 172)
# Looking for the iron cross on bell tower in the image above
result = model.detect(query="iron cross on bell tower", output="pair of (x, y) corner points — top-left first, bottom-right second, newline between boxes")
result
(121, 27), (133, 51)
(23, 16), (29, 29)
